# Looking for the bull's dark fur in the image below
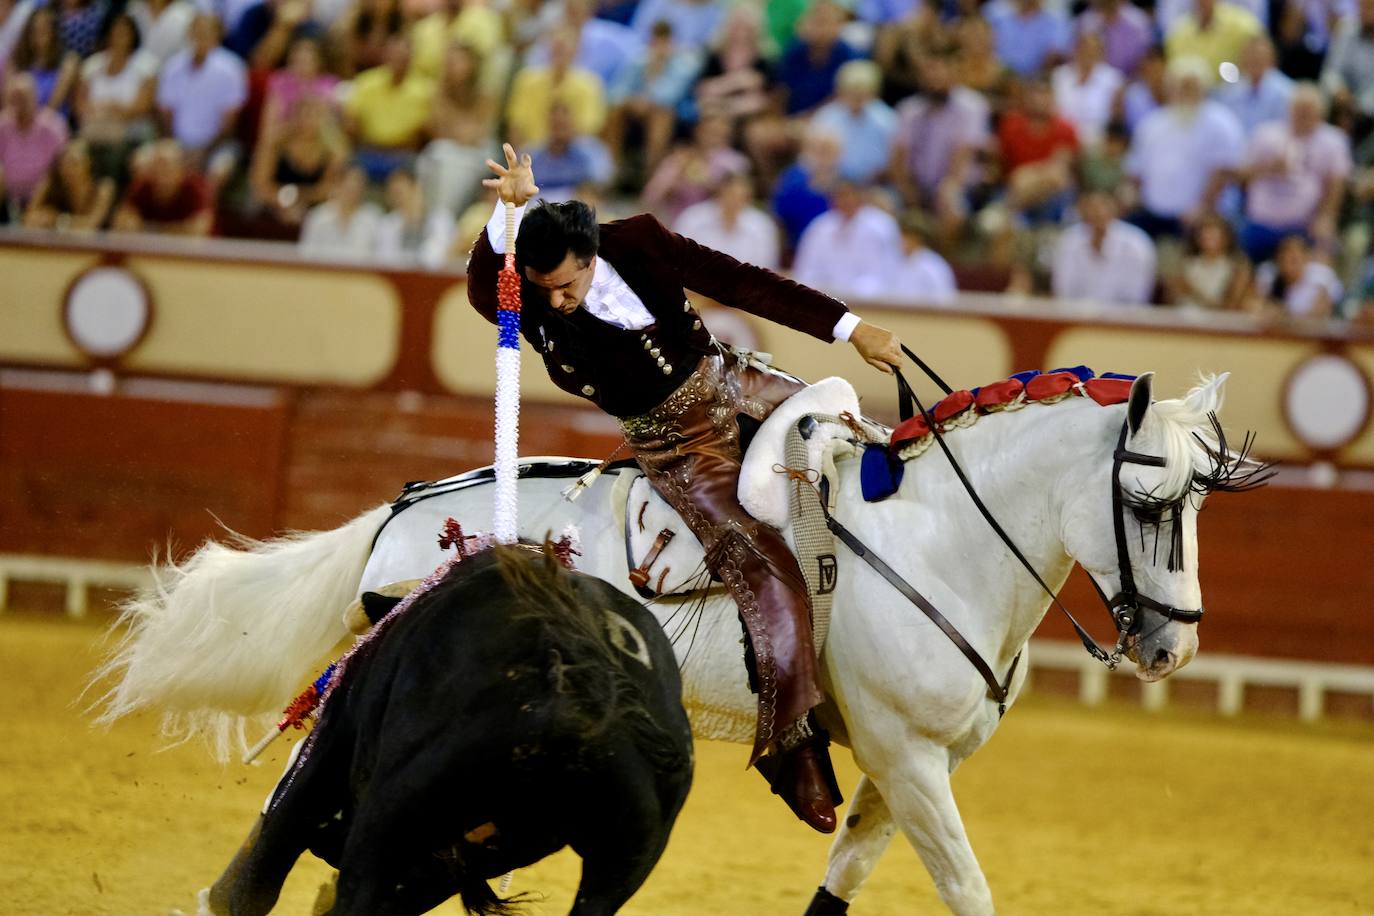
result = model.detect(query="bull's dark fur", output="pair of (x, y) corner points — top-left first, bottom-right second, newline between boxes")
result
(210, 546), (693, 916)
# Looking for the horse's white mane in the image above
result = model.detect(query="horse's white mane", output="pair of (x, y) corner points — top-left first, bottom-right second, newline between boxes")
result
(1138, 373), (1228, 501)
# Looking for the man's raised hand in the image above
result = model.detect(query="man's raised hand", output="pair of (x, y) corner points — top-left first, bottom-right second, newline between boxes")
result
(483, 142), (540, 207)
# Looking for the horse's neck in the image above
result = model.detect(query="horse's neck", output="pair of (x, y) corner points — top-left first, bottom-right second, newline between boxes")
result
(845, 403), (1105, 664)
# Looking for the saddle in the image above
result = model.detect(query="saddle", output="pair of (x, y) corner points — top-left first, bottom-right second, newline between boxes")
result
(621, 378), (868, 606)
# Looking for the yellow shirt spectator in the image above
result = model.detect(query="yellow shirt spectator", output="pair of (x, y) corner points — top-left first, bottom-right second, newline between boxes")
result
(411, 4), (503, 79)
(505, 65), (607, 146)
(346, 66), (436, 149)
(1166, 1), (1261, 78)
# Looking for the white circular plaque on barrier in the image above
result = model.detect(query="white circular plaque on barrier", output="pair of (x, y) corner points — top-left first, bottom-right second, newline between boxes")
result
(1283, 354), (1370, 450)
(64, 267), (151, 359)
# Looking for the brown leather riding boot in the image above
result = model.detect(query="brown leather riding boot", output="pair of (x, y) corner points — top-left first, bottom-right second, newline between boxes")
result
(785, 740), (839, 833)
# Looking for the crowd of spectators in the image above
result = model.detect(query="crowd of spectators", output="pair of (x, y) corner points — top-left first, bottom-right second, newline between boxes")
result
(3, 0), (1374, 319)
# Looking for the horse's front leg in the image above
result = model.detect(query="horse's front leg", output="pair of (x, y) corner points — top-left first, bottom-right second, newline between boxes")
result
(871, 745), (993, 916)
(804, 775), (896, 914)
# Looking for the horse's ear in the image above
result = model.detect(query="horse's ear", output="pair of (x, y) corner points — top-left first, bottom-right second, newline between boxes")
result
(1127, 372), (1154, 435)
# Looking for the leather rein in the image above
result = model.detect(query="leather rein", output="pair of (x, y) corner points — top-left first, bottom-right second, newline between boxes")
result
(815, 347), (1203, 714)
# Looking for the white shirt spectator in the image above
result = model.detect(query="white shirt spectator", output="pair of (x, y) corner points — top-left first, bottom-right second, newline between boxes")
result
(81, 50), (159, 108)
(1127, 101), (1245, 217)
(129, 0), (198, 64)
(300, 200), (384, 258)
(792, 205), (902, 299)
(674, 200), (781, 271)
(157, 46), (247, 151)
(1051, 60), (1124, 147)
(1052, 219), (1157, 304)
(1254, 259), (1343, 316)
(885, 248), (958, 305)
(376, 210), (455, 268)
(1244, 120), (1353, 228)
(811, 98), (898, 183)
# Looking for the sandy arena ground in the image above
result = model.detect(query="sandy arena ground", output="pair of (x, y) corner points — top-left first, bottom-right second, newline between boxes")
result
(2, 614), (1371, 915)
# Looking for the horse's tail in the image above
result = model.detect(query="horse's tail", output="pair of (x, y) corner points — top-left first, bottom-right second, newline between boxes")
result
(89, 503), (392, 759)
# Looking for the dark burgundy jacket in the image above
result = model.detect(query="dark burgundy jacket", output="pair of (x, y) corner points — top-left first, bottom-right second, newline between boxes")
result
(467, 212), (849, 418)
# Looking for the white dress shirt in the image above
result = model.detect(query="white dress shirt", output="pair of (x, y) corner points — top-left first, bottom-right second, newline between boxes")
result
(673, 200), (781, 271)
(1051, 219), (1157, 305)
(487, 201), (861, 340)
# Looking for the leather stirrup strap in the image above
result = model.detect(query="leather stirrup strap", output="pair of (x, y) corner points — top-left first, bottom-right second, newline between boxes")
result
(629, 528), (676, 591)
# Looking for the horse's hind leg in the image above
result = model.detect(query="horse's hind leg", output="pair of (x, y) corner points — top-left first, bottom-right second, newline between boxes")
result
(871, 747), (993, 916)
(804, 775), (898, 914)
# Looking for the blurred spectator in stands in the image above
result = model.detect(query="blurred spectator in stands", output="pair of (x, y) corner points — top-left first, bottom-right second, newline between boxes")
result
(416, 40), (495, 215)
(793, 180), (901, 297)
(884, 210), (957, 304)
(504, 27), (605, 147)
(1238, 83), (1351, 261)
(1155, 0), (1269, 34)
(0, 0), (36, 69)
(526, 0), (641, 88)
(605, 20), (699, 178)
(871, 0), (945, 104)
(695, 5), (772, 130)
(1273, 0), (1331, 82)
(641, 111), (746, 221)
(891, 48), (990, 244)
(158, 13), (247, 176)
(1165, 0), (1261, 78)
(247, 94), (344, 233)
(1248, 233), (1341, 317)
(1165, 212), (1251, 309)
(225, 0), (315, 69)
(1120, 45), (1167, 131)
(986, 0), (1071, 78)
(529, 100), (612, 200)
(112, 139), (214, 234)
(343, 33), (434, 181)
(22, 138), (114, 229)
(812, 60), (896, 183)
(1214, 36), (1293, 137)
(631, 0), (723, 49)
(771, 121), (840, 247)
(1077, 0), (1154, 77)
(1052, 188), (1157, 304)
(765, 0), (810, 54)
(998, 77), (1078, 222)
(674, 170), (780, 269)
(1081, 120), (1130, 192)
(330, 0), (402, 77)
(1052, 32), (1123, 147)
(953, 16), (1010, 105)
(298, 162), (381, 255)
(1323, 0), (1374, 122)
(776, 0), (860, 117)
(0, 73), (67, 217)
(411, 0), (501, 80)
(1125, 57), (1244, 239)
(129, 0), (198, 64)
(59, 0), (108, 59)
(263, 35), (339, 129)
(6, 7), (77, 111)
(75, 14), (157, 179)
(376, 165), (452, 265)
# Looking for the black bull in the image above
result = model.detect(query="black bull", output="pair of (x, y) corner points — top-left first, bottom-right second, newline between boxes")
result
(209, 546), (694, 916)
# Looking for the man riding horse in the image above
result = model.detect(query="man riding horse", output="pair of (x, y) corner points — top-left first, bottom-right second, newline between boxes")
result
(468, 144), (904, 834)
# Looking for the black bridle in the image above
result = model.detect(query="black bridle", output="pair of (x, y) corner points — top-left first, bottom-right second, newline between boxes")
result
(816, 351), (1206, 713)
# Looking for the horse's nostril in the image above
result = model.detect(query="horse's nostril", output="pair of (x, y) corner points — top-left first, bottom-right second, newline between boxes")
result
(1154, 648), (1173, 667)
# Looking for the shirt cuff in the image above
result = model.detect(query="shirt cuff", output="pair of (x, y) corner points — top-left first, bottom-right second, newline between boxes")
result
(832, 312), (862, 342)
(486, 200), (526, 253)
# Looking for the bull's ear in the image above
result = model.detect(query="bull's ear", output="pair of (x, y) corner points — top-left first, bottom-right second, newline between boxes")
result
(1127, 372), (1154, 435)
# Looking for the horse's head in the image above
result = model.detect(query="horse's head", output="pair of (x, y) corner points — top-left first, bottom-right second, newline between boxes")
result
(1062, 372), (1270, 682)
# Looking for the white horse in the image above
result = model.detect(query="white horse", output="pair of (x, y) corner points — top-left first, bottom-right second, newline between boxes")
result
(96, 371), (1258, 914)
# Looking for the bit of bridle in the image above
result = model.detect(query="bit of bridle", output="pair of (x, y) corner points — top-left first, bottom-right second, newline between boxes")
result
(815, 348), (1201, 715)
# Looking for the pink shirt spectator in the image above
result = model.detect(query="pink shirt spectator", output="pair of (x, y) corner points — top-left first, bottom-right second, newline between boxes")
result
(894, 87), (989, 196)
(265, 70), (339, 121)
(1245, 121), (1353, 228)
(0, 105), (67, 202)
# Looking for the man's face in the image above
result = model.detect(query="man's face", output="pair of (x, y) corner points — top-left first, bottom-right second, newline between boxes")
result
(526, 252), (596, 314)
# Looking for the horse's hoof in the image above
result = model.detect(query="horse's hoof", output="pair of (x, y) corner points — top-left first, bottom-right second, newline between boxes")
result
(195, 887), (213, 916)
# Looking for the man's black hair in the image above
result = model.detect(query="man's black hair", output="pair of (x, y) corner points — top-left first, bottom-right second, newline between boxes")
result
(516, 199), (599, 274)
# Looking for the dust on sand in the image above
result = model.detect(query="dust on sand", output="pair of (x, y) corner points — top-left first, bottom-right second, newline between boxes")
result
(2, 615), (1371, 915)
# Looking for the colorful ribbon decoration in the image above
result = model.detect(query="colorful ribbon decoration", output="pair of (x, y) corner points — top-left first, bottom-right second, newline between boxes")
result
(493, 204), (521, 544)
